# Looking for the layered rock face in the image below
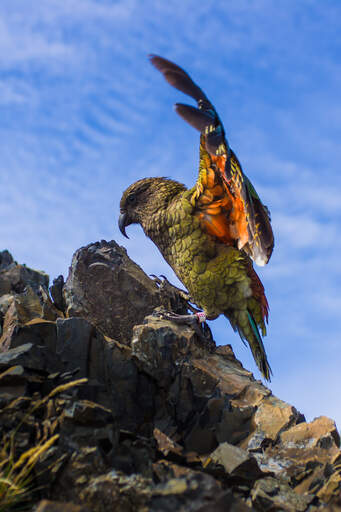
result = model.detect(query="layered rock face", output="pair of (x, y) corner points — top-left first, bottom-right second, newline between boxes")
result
(0, 242), (340, 511)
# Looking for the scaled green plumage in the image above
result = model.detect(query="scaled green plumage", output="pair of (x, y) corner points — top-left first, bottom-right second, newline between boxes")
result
(118, 55), (273, 380)
(119, 177), (272, 380)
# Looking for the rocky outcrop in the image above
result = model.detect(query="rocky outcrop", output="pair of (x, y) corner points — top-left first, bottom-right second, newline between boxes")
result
(62, 240), (187, 344)
(0, 242), (340, 511)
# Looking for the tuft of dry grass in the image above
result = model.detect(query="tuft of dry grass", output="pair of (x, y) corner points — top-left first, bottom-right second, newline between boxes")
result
(0, 368), (87, 511)
(0, 434), (59, 511)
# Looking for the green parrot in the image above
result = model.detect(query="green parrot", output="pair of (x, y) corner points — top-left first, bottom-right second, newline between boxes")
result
(118, 56), (273, 380)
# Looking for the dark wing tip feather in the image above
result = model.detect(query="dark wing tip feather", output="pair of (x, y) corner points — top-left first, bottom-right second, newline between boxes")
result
(240, 169), (274, 265)
(175, 103), (215, 132)
(252, 198), (275, 263)
(149, 54), (209, 103)
(149, 54), (189, 78)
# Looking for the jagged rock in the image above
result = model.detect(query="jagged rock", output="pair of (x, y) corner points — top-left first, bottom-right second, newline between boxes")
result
(152, 461), (250, 511)
(0, 319), (58, 368)
(63, 400), (113, 426)
(0, 288), (45, 351)
(204, 441), (264, 481)
(0, 293), (14, 315)
(49, 446), (110, 503)
(0, 286), (62, 351)
(62, 240), (179, 343)
(251, 476), (314, 511)
(131, 313), (213, 386)
(153, 427), (184, 458)
(254, 416), (341, 497)
(40, 285), (65, 321)
(196, 490), (250, 511)
(316, 453), (341, 504)
(56, 317), (95, 378)
(0, 249), (14, 270)
(50, 275), (66, 312)
(78, 464), (239, 512)
(0, 340), (61, 374)
(149, 469), (224, 512)
(241, 395), (303, 451)
(0, 250), (48, 297)
(35, 500), (90, 512)
(0, 364), (27, 404)
(280, 416), (340, 448)
(0, 245), (341, 511)
(79, 471), (152, 512)
(0, 300), (20, 350)
(55, 317), (156, 431)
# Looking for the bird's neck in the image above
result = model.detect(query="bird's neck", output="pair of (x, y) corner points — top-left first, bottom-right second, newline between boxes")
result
(139, 178), (186, 228)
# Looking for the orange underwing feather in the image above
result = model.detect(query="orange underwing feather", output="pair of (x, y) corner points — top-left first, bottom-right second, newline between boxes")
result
(150, 54), (274, 266)
(192, 138), (250, 251)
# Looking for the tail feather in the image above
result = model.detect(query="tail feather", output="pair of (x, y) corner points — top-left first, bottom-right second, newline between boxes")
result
(225, 310), (272, 381)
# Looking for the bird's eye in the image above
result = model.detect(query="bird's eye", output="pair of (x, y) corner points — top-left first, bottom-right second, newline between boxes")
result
(127, 194), (137, 205)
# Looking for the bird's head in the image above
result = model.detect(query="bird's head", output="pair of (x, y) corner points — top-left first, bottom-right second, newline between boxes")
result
(118, 177), (185, 238)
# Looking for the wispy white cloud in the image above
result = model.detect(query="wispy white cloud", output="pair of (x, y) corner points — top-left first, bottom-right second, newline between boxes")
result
(274, 213), (338, 249)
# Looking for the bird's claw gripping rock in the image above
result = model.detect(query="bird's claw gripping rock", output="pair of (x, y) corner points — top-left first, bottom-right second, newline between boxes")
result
(161, 312), (200, 325)
(157, 310), (212, 343)
(151, 274), (189, 299)
(150, 274), (200, 314)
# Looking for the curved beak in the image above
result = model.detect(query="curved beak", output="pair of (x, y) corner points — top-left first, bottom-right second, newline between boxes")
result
(118, 212), (130, 239)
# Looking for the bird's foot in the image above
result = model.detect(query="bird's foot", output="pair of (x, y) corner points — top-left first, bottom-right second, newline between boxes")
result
(151, 274), (190, 301)
(162, 311), (207, 325)
(159, 310), (212, 342)
(151, 274), (200, 314)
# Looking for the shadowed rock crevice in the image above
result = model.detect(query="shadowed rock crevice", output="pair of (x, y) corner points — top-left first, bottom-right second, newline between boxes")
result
(0, 243), (340, 511)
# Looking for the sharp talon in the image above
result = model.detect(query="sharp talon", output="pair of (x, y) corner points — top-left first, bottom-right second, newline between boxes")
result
(150, 274), (163, 287)
(150, 275), (202, 315)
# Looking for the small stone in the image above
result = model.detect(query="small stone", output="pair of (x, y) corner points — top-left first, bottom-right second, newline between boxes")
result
(204, 442), (263, 481)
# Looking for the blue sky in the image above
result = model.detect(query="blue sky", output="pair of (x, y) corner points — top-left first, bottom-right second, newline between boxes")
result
(1, 1), (341, 426)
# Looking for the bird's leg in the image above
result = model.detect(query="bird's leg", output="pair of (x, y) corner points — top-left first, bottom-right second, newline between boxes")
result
(159, 310), (213, 342)
(151, 275), (212, 341)
(162, 310), (207, 325)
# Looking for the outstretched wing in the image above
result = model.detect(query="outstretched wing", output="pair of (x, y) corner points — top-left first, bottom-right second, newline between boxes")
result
(150, 54), (274, 266)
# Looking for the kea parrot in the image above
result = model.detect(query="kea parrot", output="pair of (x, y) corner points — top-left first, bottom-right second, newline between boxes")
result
(118, 56), (273, 380)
